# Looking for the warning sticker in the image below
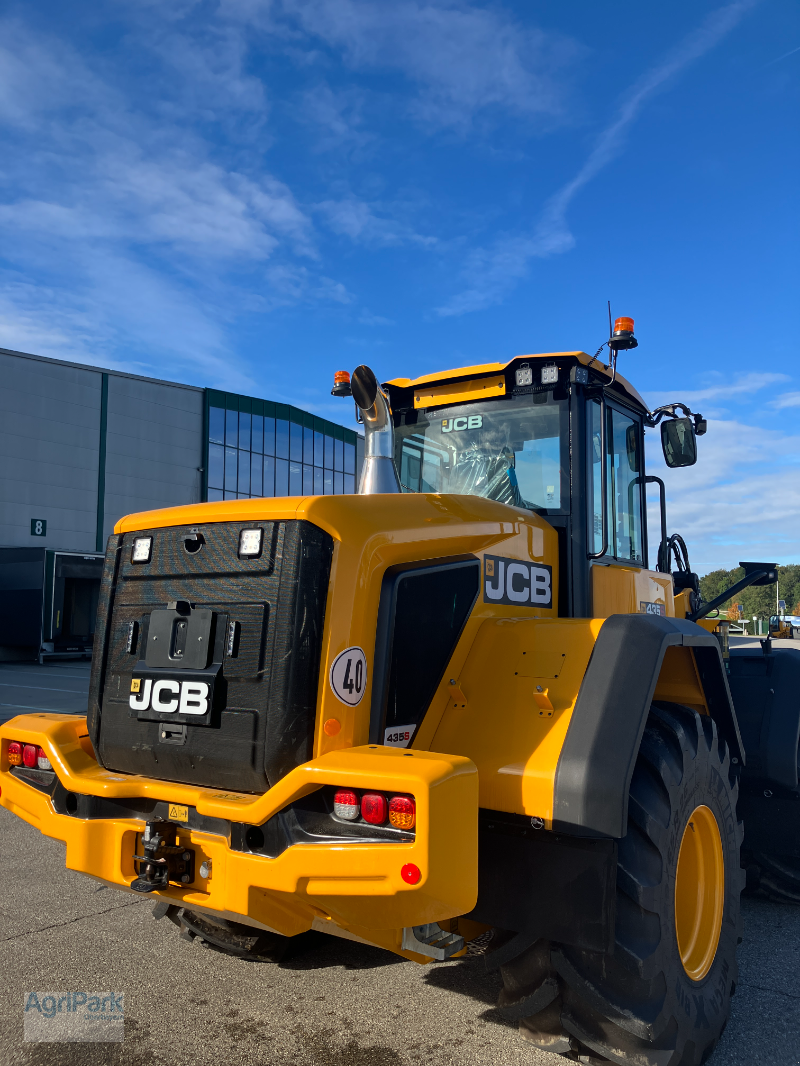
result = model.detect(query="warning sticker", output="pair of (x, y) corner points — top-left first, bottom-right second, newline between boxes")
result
(329, 646), (368, 706)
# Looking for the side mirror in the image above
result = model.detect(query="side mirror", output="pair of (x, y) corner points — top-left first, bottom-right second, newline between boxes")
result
(661, 417), (697, 468)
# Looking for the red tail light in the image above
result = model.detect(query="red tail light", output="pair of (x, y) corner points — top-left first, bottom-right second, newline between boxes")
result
(22, 744), (37, 769)
(36, 746), (52, 771)
(7, 741), (22, 767)
(361, 793), (387, 825)
(333, 789), (359, 821)
(389, 795), (416, 830)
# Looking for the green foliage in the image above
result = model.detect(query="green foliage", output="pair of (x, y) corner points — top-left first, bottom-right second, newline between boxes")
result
(699, 565), (800, 619)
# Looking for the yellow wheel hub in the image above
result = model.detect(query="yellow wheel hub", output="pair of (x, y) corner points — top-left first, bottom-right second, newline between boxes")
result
(675, 804), (725, 981)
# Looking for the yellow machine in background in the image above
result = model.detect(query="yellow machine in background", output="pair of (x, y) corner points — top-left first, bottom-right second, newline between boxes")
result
(3, 318), (796, 1066)
(769, 615), (795, 640)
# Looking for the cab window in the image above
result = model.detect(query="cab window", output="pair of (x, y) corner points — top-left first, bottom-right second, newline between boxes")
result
(395, 395), (568, 513)
(589, 401), (644, 563)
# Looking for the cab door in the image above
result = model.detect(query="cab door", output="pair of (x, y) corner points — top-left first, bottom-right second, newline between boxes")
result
(587, 398), (673, 618)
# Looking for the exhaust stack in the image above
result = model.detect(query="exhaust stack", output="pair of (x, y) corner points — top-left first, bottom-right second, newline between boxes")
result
(350, 365), (401, 494)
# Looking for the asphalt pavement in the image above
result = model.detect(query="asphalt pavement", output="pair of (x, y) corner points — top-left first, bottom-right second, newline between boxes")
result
(0, 662), (91, 725)
(0, 648), (798, 1065)
(0, 807), (799, 1066)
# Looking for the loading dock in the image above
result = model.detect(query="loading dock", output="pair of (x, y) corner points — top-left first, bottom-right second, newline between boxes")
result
(0, 548), (103, 662)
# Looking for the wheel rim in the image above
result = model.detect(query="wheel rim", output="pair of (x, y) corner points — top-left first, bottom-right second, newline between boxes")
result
(675, 804), (725, 981)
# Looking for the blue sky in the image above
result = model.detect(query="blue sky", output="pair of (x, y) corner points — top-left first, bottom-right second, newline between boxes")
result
(0, 0), (797, 572)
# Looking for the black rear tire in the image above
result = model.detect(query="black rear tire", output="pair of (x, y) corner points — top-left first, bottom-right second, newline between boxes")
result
(742, 742), (800, 906)
(745, 851), (800, 905)
(498, 704), (743, 1066)
(159, 905), (294, 961)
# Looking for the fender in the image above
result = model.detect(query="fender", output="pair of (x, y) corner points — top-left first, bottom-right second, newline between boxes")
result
(553, 614), (743, 838)
(728, 645), (800, 789)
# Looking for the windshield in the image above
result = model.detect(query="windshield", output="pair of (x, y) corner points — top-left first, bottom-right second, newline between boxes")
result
(394, 396), (568, 512)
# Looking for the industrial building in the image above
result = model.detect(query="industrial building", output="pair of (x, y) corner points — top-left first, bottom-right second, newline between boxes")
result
(0, 346), (362, 661)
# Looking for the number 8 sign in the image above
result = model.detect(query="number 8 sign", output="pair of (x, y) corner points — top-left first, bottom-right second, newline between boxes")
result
(329, 646), (367, 707)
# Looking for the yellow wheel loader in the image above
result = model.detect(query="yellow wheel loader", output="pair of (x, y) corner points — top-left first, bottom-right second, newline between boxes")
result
(769, 615), (794, 640)
(2, 318), (798, 1065)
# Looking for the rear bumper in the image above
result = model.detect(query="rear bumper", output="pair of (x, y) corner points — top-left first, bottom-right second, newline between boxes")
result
(0, 715), (478, 959)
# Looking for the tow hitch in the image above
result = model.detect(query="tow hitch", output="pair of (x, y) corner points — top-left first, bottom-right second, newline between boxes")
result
(131, 820), (195, 894)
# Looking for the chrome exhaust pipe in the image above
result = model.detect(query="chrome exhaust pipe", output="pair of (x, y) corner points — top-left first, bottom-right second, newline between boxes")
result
(350, 365), (401, 494)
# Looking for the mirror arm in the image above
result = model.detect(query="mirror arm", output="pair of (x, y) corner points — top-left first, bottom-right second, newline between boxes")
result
(646, 403), (707, 436)
(690, 566), (777, 623)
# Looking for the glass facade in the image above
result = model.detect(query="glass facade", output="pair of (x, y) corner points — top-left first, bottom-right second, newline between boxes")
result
(205, 390), (359, 502)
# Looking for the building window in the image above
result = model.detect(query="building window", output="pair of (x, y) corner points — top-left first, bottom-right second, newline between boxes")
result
(209, 407), (225, 445)
(205, 395), (360, 501)
(208, 443), (224, 491)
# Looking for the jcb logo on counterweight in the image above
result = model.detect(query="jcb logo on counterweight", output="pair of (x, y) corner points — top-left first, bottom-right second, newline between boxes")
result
(484, 554), (552, 608)
(129, 678), (209, 715)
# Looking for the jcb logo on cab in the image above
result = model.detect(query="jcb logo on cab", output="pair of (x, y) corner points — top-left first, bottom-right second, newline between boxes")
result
(484, 554), (552, 608)
(441, 415), (482, 433)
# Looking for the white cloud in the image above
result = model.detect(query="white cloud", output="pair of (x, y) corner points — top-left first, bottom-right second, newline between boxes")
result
(771, 391), (800, 410)
(437, 0), (759, 316)
(269, 0), (583, 130)
(644, 372), (790, 414)
(0, 16), (355, 386)
(358, 310), (394, 326)
(315, 197), (436, 247)
(296, 84), (371, 152)
(435, 234), (540, 317)
(645, 416), (800, 575)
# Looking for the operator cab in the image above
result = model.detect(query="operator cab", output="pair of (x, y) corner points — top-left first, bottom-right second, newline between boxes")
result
(384, 351), (652, 617)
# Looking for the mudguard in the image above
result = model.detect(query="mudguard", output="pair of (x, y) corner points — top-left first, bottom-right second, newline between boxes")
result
(728, 645), (800, 789)
(552, 613), (742, 838)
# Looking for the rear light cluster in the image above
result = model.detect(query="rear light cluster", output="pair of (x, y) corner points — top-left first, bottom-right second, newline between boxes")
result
(7, 741), (52, 771)
(333, 789), (416, 830)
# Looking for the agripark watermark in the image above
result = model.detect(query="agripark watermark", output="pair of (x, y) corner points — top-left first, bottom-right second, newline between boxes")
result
(23, 991), (124, 1042)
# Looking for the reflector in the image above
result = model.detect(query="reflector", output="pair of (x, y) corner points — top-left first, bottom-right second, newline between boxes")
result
(7, 741), (22, 767)
(401, 863), (421, 885)
(22, 744), (37, 769)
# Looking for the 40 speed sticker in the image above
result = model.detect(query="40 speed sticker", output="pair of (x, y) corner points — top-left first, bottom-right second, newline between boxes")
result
(329, 646), (367, 706)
